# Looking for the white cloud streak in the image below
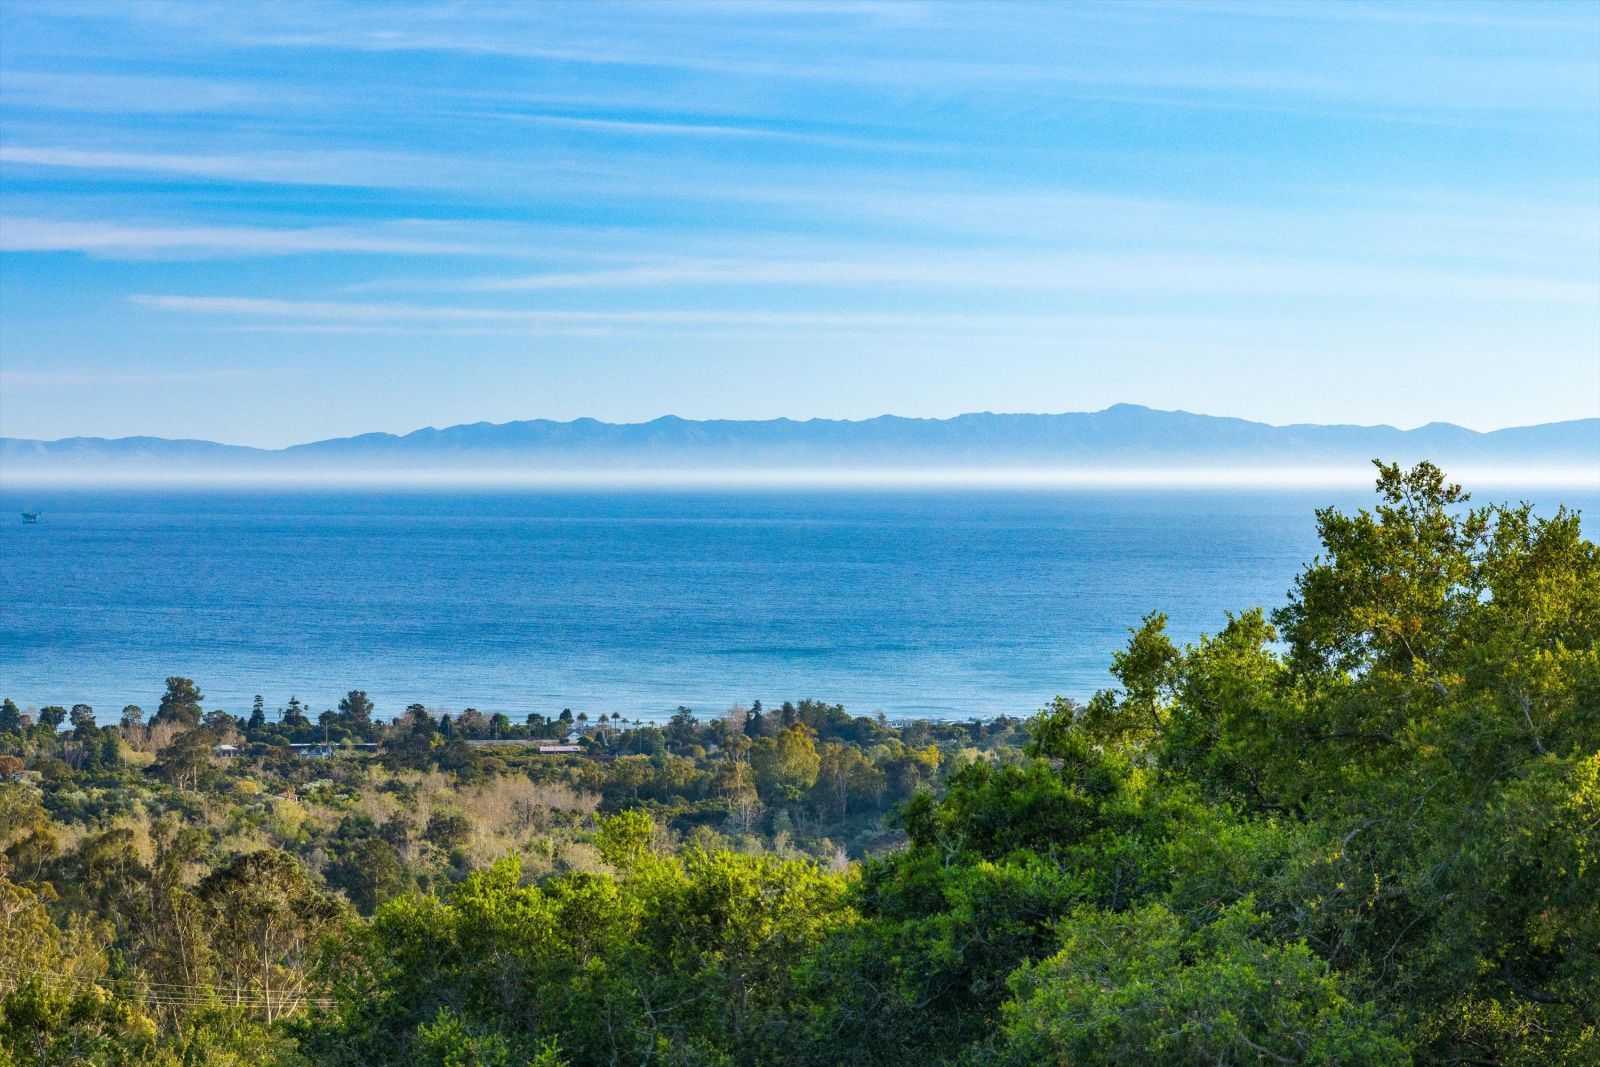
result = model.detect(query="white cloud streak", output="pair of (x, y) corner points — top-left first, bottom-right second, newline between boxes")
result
(479, 110), (905, 150)
(0, 69), (317, 114)
(0, 145), (452, 189)
(0, 368), (292, 388)
(127, 293), (1094, 333)
(0, 217), (522, 259)
(354, 254), (1598, 304)
(186, 4), (1599, 116)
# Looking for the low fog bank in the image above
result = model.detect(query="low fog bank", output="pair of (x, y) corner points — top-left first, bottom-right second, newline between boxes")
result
(4, 463), (1597, 490)
(5, 407), (1594, 489)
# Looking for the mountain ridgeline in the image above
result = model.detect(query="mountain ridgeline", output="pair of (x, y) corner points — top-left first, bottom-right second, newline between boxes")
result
(5, 405), (1597, 481)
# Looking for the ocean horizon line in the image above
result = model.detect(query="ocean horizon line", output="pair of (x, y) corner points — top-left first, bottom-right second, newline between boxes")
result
(4, 462), (1598, 492)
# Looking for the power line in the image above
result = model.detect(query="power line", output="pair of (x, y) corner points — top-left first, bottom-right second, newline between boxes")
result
(0, 965), (334, 1010)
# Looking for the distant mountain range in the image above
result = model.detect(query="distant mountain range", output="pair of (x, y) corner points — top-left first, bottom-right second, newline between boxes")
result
(4, 406), (1597, 483)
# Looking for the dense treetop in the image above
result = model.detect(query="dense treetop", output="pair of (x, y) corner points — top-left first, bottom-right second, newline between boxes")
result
(2, 462), (1595, 1065)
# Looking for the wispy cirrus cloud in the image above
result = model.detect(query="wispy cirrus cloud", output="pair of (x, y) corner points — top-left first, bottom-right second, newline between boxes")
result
(0, 69), (317, 114)
(349, 253), (1598, 304)
(151, 2), (1600, 116)
(1161, 0), (1595, 31)
(33, 0), (1591, 123)
(1, 0), (1594, 440)
(0, 144), (456, 189)
(0, 217), (528, 259)
(0, 140), (944, 206)
(127, 293), (1089, 333)
(0, 368), (294, 389)
(477, 110), (929, 151)
(132, 294), (1305, 351)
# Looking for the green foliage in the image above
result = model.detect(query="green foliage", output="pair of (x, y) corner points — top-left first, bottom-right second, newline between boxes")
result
(595, 809), (656, 869)
(0, 699), (23, 735)
(1001, 900), (1408, 1065)
(0, 870), (160, 1065)
(155, 725), (217, 791)
(155, 677), (204, 727)
(313, 850), (847, 1065)
(413, 1008), (567, 1066)
(3, 462), (1594, 1066)
(196, 851), (346, 1024)
(750, 723), (821, 803)
(337, 690), (374, 732)
(1031, 461), (1600, 1064)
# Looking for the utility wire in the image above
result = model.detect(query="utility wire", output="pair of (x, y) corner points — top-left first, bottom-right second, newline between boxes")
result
(0, 965), (334, 1010)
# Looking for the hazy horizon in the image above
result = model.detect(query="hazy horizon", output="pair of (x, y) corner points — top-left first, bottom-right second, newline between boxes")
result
(8, 466), (1600, 493)
(6, 402), (1600, 451)
(7, 403), (1596, 490)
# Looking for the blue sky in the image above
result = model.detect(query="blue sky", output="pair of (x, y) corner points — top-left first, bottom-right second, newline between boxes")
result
(1, 1), (1596, 447)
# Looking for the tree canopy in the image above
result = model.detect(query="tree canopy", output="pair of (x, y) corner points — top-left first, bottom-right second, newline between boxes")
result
(2, 463), (1595, 1065)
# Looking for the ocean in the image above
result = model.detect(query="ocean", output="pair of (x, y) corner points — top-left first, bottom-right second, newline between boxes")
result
(2, 484), (1594, 724)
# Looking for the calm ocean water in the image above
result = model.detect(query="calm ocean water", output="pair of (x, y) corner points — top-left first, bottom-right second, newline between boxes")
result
(2, 485), (1595, 724)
